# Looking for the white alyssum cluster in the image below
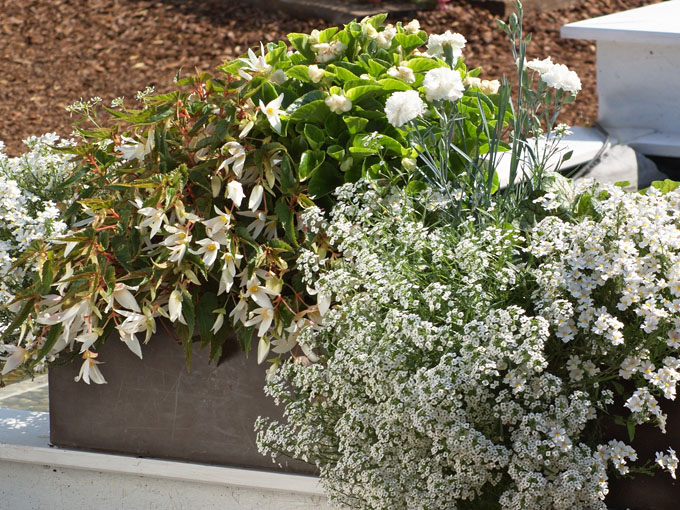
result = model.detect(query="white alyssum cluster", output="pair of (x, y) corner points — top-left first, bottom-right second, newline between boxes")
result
(257, 183), (633, 510)
(528, 180), (680, 478)
(0, 135), (74, 370)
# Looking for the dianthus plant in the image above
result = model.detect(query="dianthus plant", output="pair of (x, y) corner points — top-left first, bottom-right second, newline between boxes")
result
(383, 1), (582, 225)
(0, 14), (504, 382)
(0, 134), (76, 381)
(257, 180), (679, 509)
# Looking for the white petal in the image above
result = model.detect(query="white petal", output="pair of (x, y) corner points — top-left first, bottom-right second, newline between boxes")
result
(257, 336), (270, 364)
(113, 288), (141, 313)
(249, 184), (264, 212)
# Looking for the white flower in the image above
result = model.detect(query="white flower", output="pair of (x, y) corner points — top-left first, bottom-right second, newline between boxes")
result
(325, 94), (352, 114)
(240, 42), (272, 75)
(270, 69), (288, 85)
(168, 289), (185, 324)
(112, 283), (141, 313)
(162, 224), (192, 263)
(259, 94), (285, 134)
(376, 24), (397, 50)
(404, 19), (420, 34)
(526, 56), (553, 74)
(211, 309), (226, 334)
(540, 63), (581, 94)
(245, 306), (275, 338)
(384, 90), (425, 127)
(426, 31), (466, 60)
(118, 131), (154, 162)
(220, 141), (246, 178)
(249, 183), (264, 211)
(386, 65), (416, 84)
(423, 68), (464, 102)
(307, 64), (325, 83)
(137, 206), (168, 238)
(74, 350), (107, 384)
(191, 238), (221, 267)
(312, 40), (347, 63)
(227, 180), (245, 207)
(202, 206), (232, 243)
(1, 345), (27, 375)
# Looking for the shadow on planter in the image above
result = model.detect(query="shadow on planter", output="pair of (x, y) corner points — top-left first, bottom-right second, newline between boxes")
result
(49, 330), (316, 475)
(604, 396), (679, 510)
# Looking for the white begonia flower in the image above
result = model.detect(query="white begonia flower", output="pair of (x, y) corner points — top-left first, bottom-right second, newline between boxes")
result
(249, 183), (264, 211)
(245, 306), (276, 338)
(240, 42), (272, 75)
(307, 64), (325, 83)
(257, 336), (270, 364)
(229, 293), (249, 326)
(384, 90), (425, 127)
(112, 282), (141, 313)
(210, 174), (222, 197)
(376, 24), (397, 49)
(137, 206), (168, 238)
(1, 345), (27, 375)
(259, 94), (285, 134)
(386, 65), (416, 84)
(74, 350), (107, 385)
(118, 130), (155, 162)
(218, 250), (243, 295)
(75, 331), (99, 353)
(423, 67), (464, 102)
(426, 31), (466, 59)
(168, 289), (184, 324)
(192, 238), (221, 268)
(540, 63), (582, 94)
(404, 19), (420, 34)
(312, 40), (347, 63)
(270, 69), (288, 85)
(202, 206), (232, 245)
(211, 309), (226, 334)
(162, 224), (192, 263)
(227, 180), (245, 207)
(325, 94), (352, 114)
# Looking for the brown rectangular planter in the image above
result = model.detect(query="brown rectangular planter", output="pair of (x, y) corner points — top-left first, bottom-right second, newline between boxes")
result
(49, 330), (315, 475)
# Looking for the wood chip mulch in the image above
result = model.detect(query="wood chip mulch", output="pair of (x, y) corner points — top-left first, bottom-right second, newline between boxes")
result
(0, 0), (660, 155)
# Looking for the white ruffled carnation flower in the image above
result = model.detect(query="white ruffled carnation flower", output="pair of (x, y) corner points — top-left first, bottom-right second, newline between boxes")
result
(325, 94), (352, 114)
(423, 67), (464, 102)
(426, 30), (466, 60)
(384, 90), (425, 127)
(541, 63), (582, 94)
(307, 64), (325, 83)
(386, 65), (416, 84)
(526, 56), (581, 94)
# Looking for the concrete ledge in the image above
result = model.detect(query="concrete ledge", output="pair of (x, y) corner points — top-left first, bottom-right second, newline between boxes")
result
(0, 408), (328, 510)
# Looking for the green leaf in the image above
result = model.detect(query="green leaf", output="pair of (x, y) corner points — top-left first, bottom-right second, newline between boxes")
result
(275, 197), (298, 247)
(376, 78), (413, 92)
(279, 156), (298, 194)
(327, 145), (345, 161)
(303, 124), (325, 150)
(344, 84), (383, 102)
(328, 65), (359, 83)
(298, 150), (325, 181)
(289, 100), (329, 123)
(308, 162), (344, 199)
(286, 65), (312, 82)
(38, 323), (63, 361)
(649, 179), (680, 194)
(38, 259), (54, 295)
(196, 292), (217, 347)
(287, 33), (315, 60)
(626, 419), (636, 442)
(343, 116), (369, 135)
(404, 57), (441, 74)
(394, 33), (426, 53)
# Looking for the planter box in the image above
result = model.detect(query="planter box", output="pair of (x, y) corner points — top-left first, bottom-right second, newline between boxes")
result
(604, 395), (680, 510)
(49, 330), (314, 475)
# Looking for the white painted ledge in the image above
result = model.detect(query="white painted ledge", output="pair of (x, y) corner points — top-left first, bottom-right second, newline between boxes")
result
(495, 126), (607, 188)
(561, 0), (680, 44)
(0, 408), (328, 510)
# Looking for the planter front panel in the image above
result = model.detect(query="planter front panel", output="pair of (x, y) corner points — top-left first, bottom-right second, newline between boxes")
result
(49, 331), (314, 474)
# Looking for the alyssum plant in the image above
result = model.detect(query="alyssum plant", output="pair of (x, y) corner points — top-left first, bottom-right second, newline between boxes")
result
(256, 3), (678, 509)
(0, 14), (508, 382)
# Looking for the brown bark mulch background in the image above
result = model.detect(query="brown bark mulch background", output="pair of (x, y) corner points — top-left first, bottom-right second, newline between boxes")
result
(0, 0), (660, 156)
